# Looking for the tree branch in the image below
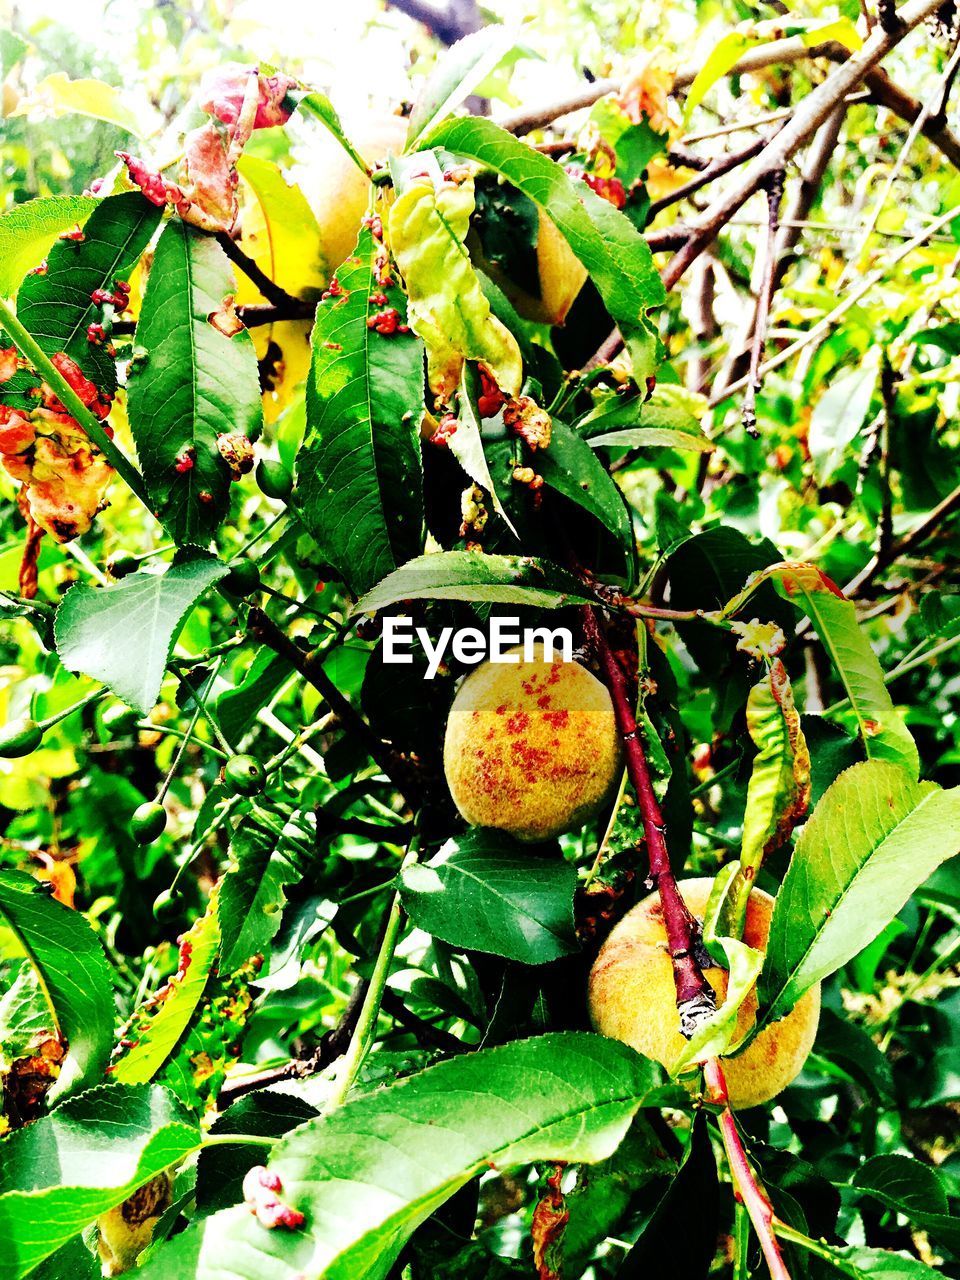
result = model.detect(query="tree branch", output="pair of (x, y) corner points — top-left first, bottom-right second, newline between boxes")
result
(662, 0), (947, 290)
(646, 134), (772, 221)
(741, 169), (784, 437)
(216, 232), (304, 311)
(583, 608), (716, 1034)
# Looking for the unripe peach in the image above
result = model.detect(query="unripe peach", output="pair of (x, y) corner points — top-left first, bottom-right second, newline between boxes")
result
(473, 213), (587, 327)
(589, 876), (820, 1108)
(443, 645), (621, 842)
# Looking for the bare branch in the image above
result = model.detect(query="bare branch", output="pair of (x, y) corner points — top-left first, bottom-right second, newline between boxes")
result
(741, 170), (784, 437)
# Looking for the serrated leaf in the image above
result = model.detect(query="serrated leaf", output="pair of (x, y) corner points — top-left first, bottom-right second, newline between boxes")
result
(405, 26), (518, 151)
(354, 551), (595, 614)
(389, 162), (522, 400)
(0, 964), (51, 1062)
(0, 1082), (199, 1280)
(295, 224), (424, 597)
(0, 871), (113, 1103)
(15, 192), (160, 392)
(423, 116), (665, 381)
(400, 829), (578, 964)
(758, 761), (960, 1029)
(111, 899), (220, 1086)
(539, 421), (636, 578)
(218, 820), (300, 972)
(292, 91), (369, 178)
(136, 1033), (659, 1280)
(851, 1155), (960, 1256)
(0, 195), (99, 298)
(126, 220), (263, 545)
(55, 554), (229, 715)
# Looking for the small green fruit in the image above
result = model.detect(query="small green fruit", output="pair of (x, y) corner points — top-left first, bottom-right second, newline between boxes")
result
(107, 553), (139, 579)
(152, 888), (183, 924)
(256, 458), (294, 500)
(131, 801), (167, 845)
(0, 718), (43, 758)
(223, 559), (261, 597)
(223, 753), (265, 796)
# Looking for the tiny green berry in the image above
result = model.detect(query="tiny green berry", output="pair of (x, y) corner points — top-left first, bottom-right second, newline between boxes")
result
(256, 458), (294, 500)
(152, 888), (183, 924)
(223, 559), (261, 597)
(107, 553), (139, 579)
(131, 801), (167, 844)
(223, 753), (266, 796)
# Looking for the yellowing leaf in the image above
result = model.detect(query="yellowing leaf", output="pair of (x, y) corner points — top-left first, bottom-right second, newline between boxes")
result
(11, 72), (154, 137)
(236, 155), (327, 300)
(683, 32), (753, 118)
(389, 169), (522, 401)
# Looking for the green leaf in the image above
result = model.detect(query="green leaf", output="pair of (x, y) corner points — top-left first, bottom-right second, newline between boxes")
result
(405, 26), (519, 151)
(295, 224), (424, 597)
(683, 32), (755, 117)
(54, 554), (229, 715)
(136, 1032), (658, 1280)
(0, 29), (27, 81)
(812, 1008), (894, 1100)
(449, 364), (517, 535)
(580, 388), (712, 453)
(126, 220), (263, 545)
(740, 664), (810, 878)
(0, 871), (113, 1103)
(539, 420), (636, 578)
(758, 761), (960, 1029)
(354, 551), (596, 614)
(15, 192), (160, 392)
(423, 116), (665, 381)
(0, 1082), (199, 1280)
(389, 161), (522, 400)
(293, 91), (370, 178)
(110, 901), (219, 1086)
(218, 820), (300, 972)
(725, 564), (918, 775)
(216, 649), (292, 746)
(399, 829), (578, 964)
(810, 1243), (942, 1279)
(0, 195), (99, 298)
(851, 1155), (960, 1256)
(196, 1092), (318, 1214)
(808, 351), (880, 484)
(0, 964), (51, 1061)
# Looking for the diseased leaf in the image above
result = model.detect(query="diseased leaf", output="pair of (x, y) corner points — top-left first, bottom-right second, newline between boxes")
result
(354, 551), (595, 613)
(399, 829), (578, 964)
(448, 364), (517, 534)
(0, 1083), (199, 1280)
(110, 900), (220, 1085)
(54, 554), (229, 715)
(0, 196), (99, 298)
(389, 162), (522, 400)
(0, 871), (113, 1103)
(295, 224), (424, 597)
(740, 661), (810, 879)
(126, 221), (263, 545)
(423, 116), (665, 380)
(218, 820), (300, 972)
(16, 192), (160, 392)
(758, 761), (960, 1029)
(137, 1033), (659, 1280)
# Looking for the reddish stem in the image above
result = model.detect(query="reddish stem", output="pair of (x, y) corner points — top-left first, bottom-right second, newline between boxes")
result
(703, 1058), (793, 1280)
(584, 608), (716, 1033)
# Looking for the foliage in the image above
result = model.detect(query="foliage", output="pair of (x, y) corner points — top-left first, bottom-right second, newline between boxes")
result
(0, 2), (959, 1279)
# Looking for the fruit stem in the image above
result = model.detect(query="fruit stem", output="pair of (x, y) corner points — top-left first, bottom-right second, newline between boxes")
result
(324, 836), (420, 1111)
(0, 297), (154, 514)
(36, 687), (105, 732)
(703, 1056), (793, 1280)
(584, 608), (716, 1036)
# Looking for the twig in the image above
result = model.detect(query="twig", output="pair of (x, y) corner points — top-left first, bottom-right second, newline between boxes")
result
(112, 298), (314, 338)
(703, 1057), (793, 1280)
(711, 198), (960, 408)
(844, 477), (960, 596)
(381, 989), (466, 1053)
(662, 0), (948, 290)
(218, 980), (369, 1105)
(646, 134), (772, 221)
(583, 608), (716, 1035)
(324, 839), (420, 1110)
(247, 606), (413, 797)
(216, 232), (304, 311)
(741, 170), (784, 438)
